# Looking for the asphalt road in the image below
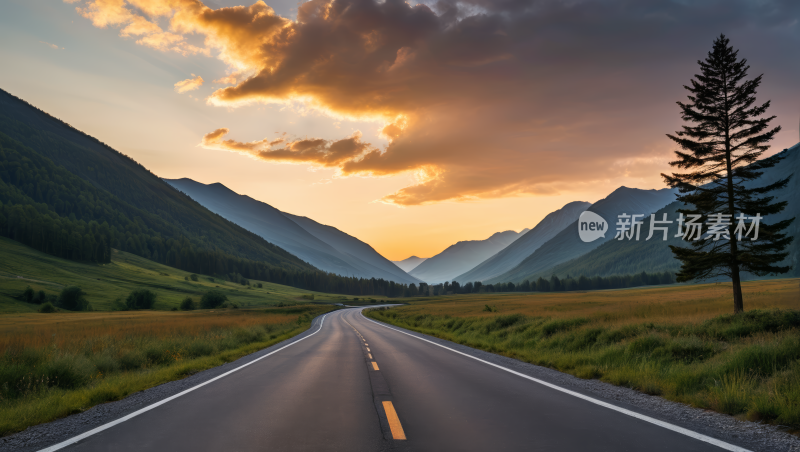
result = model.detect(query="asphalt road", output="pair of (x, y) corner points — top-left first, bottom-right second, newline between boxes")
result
(47, 308), (747, 452)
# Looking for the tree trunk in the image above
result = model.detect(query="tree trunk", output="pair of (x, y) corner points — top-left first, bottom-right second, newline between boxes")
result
(731, 264), (744, 313)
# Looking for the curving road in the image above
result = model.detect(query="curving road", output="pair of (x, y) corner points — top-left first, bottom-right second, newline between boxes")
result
(44, 308), (748, 452)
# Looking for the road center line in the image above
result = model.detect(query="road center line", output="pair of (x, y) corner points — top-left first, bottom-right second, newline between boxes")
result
(372, 362), (380, 371)
(382, 401), (407, 440)
(361, 312), (751, 452)
(37, 313), (331, 452)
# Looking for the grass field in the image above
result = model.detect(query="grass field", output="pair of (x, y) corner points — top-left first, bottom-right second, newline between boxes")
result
(366, 279), (800, 430)
(0, 237), (359, 435)
(0, 305), (335, 435)
(0, 237), (378, 313)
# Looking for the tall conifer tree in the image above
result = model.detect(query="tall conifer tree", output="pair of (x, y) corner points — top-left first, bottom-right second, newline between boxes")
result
(663, 35), (793, 313)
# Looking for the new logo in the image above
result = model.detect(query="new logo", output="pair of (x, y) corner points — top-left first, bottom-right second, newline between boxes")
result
(578, 211), (608, 242)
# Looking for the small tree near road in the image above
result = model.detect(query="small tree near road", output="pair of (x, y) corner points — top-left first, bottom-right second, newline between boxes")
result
(663, 34), (794, 313)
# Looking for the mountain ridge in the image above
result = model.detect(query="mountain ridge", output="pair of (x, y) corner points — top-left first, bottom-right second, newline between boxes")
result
(165, 178), (421, 285)
(409, 229), (529, 283)
(455, 201), (591, 283)
(486, 186), (678, 284)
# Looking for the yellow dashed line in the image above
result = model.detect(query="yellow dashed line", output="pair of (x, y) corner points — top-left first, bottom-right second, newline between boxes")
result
(372, 362), (379, 371)
(368, 353), (373, 359)
(382, 401), (407, 440)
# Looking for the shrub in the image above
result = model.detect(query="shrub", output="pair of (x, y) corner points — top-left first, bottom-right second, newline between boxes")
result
(300, 294), (315, 300)
(125, 289), (157, 310)
(180, 297), (196, 311)
(201, 290), (227, 309)
(57, 286), (91, 311)
(21, 286), (34, 303)
(39, 302), (56, 313)
(189, 274), (199, 281)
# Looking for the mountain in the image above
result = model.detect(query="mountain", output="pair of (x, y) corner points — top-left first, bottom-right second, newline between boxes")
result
(164, 178), (421, 285)
(409, 229), (529, 284)
(0, 88), (312, 274)
(454, 201), (590, 283)
(487, 187), (677, 284)
(543, 145), (800, 281)
(392, 256), (428, 273)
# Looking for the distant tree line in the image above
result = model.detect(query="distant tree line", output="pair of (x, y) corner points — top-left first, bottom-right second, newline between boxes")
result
(409, 271), (675, 296)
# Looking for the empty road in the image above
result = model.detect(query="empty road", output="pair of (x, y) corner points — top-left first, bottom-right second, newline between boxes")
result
(43, 308), (748, 452)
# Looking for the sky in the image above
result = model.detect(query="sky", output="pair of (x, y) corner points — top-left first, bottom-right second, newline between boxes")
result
(1, 0), (799, 261)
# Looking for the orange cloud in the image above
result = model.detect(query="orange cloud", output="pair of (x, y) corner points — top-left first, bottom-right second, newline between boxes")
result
(66, 0), (796, 205)
(201, 128), (373, 168)
(174, 74), (203, 93)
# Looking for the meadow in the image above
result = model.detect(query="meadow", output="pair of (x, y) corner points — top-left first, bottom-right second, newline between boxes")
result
(366, 279), (800, 430)
(0, 236), (367, 313)
(0, 305), (335, 435)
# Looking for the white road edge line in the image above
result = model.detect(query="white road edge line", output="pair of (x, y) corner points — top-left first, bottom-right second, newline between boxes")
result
(38, 313), (330, 452)
(360, 312), (751, 452)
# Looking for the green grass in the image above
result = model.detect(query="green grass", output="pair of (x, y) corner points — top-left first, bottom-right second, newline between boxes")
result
(366, 280), (800, 430)
(0, 236), (384, 312)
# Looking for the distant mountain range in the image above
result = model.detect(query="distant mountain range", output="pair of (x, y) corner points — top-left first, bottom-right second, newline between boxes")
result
(165, 179), (421, 285)
(392, 256), (428, 273)
(485, 187), (677, 284)
(543, 145), (800, 282)
(454, 201), (590, 283)
(409, 229), (529, 284)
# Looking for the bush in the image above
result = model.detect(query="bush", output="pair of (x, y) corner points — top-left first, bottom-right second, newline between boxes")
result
(39, 302), (56, 313)
(189, 274), (199, 281)
(21, 286), (34, 303)
(201, 290), (227, 309)
(180, 297), (196, 311)
(57, 286), (91, 311)
(125, 289), (157, 310)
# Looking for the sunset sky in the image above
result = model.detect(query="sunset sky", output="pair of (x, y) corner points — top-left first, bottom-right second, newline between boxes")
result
(2, 0), (798, 261)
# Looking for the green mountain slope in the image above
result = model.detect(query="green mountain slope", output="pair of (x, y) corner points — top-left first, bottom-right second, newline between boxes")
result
(0, 88), (310, 271)
(0, 237), (336, 313)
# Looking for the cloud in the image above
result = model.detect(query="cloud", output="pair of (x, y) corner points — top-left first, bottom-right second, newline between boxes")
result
(213, 73), (240, 85)
(39, 41), (60, 50)
(201, 128), (373, 167)
(67, 0), (800, 205)
(174, 74), (204, 93)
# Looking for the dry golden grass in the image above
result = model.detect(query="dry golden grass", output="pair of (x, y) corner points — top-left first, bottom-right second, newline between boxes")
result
(0, 306), (334, 435)
(403, 278), (800, 325)
(368, 279), (800, 429)
(0, 309), (305, 352)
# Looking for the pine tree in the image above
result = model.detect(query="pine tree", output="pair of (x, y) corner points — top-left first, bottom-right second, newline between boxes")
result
(663, 34), (794, 313)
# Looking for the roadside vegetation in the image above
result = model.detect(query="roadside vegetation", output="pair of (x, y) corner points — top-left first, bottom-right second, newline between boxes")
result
(366, 279), (800, 430)
(0, 305), (334, 435)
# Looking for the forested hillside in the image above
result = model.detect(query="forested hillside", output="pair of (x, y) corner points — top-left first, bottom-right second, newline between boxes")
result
(0, 89), (419, 298)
